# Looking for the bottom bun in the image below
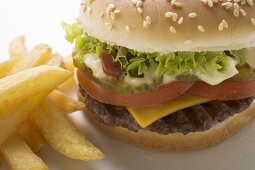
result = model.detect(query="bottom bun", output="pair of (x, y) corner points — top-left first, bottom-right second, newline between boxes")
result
(78, 91), (255, 152)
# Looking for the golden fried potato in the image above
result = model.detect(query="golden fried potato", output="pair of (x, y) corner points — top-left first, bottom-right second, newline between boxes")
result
(18, 121), (45, 153)
(0, 135), (48, 170)
(31, 100), (104, 161)
(0, 57), (20, 79)
(57, 77), (76, 94)
(47, 90), (84, 113)
(0, 65), (71, 111)
(63, 56), (74, 74)
(0, 93), (47, 146)
(9, 44), (52, 74)
(44, 53), (63, 67)
(9, 36), (28, 58)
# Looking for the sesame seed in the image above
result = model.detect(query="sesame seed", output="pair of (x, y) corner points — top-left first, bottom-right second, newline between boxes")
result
(165, 12), (174, 18)
(136, 0), (143, 7)
(222, 19), (229, 28)
(233, 3), (240, 10)
(198, 25), (205, 32)
(247, 0), (254, 6)
(169, 26), (177, 33)
(114, 9), (121, 14)
(218, 23), (224, 31)
(178, 17), (184, 24)
(146, 16), (152, 25)
(188, 13), (197, 18)
(173, 13), (178, 22)
(137, 7), (143, 14)
(233, 9), (240, 17)
(207, 0), (214, 7)
(125, 25), (130, 31)
(239, 9), (246, 16)
(143, 21), (149, 29)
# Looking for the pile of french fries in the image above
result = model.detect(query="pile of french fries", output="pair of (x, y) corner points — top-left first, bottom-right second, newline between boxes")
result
(0, 36), (104, 170)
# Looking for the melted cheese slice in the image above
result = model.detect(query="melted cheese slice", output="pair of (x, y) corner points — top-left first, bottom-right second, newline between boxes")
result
(127, 94), (210, 128)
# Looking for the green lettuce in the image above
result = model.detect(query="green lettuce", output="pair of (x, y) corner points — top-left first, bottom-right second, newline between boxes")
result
(62, 19), (250, 84)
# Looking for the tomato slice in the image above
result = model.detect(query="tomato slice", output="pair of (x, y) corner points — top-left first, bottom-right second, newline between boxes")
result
(77, 70), (194, 107)
(188, 81), (255, 100)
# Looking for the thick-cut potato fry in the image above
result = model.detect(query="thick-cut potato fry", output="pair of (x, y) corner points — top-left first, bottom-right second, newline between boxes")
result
(58, 56), (76, 93)
(0, 93), (48, 146)
(58, 77), (76, 93)
(47, 90), (84, 113)
(9, 44), (52, 74)
(0, 57), (20, 79)
(44, 53), (63, 67)
(0, 65), (71, 112)
(9, 36), (28, 58)
(31, 100), (104, 161)
(18, 121), (45, 153)
(0, 135), (48, 170)
(63, 56), (74, 74)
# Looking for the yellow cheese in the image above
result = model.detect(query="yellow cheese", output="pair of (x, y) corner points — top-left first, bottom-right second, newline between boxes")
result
(127, 94), (210, 128)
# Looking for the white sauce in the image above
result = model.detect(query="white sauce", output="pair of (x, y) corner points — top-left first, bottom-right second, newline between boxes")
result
(83, 53), (176, 87)
(83, 53), (109, 80)
(83, 51), (245, 87)
(162, 74), (176, 84)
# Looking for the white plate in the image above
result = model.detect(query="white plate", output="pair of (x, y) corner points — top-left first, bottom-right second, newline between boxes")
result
(1, 1), (255, 170)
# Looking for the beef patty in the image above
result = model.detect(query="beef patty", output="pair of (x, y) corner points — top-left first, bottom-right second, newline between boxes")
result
(80, 86), (254, 135)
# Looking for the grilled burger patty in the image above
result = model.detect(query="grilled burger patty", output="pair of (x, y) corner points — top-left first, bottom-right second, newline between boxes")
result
(80, 86), (254, 135)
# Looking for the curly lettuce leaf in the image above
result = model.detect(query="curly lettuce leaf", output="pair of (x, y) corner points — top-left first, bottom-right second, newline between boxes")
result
(61, 21), (82, 43)
(63, 19), (250, 85)
(114, 47), (129, 68)
(196, 56), (238, 85)
(230, 49), (248, 67)
(62, 19), (116, 57)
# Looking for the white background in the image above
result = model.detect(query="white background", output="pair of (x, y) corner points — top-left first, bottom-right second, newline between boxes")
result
(1, 1), (255, 170)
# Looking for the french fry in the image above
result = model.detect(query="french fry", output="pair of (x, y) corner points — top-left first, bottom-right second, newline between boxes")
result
(18, 121), (45, 153)
(58, 77), (76, 93)
(63, 56), (74, 74)
(8, 44), (52, 74)
(0, 135), (48, 170)
(0, 65), (71, 112)
(47, 90), (84, 113)
(9, 36), (28, 58)
(44, 53), (63, 67)
(0, 93), (48, 146)
(58, 56), (76, 93)
(2, 36), (100, 169)
(0, 57), (20, 79)
(31, 100), (104, 161)
(58, 56), (76, 94)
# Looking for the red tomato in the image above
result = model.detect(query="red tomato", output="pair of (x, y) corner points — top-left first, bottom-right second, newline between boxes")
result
(101, 53), (122, 77)
(77, 70), (194, 107)
(188, 81), (255, 100)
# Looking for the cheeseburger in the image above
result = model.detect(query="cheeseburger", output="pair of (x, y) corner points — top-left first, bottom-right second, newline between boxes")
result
(63, 0), (255, 151)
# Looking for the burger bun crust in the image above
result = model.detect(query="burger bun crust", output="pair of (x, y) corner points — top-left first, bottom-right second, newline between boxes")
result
(80, 0), (255, 53)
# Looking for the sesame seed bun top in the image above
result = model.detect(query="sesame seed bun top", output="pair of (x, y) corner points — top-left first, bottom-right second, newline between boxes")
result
(80, 0), (255, 53)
